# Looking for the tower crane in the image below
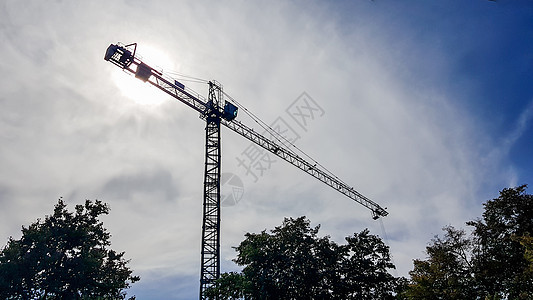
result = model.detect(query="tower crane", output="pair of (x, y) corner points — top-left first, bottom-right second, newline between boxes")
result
(104, 42), (388, 299)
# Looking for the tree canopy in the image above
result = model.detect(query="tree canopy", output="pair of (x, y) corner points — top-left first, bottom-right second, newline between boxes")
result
(405, 185), (533, 299)
(0, 198), (139, 299)
(205, 216), (401, 299)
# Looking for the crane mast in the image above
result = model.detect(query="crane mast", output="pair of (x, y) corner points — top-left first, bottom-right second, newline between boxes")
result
(104, 42), (388, 299)
(201, 81), (223, 294)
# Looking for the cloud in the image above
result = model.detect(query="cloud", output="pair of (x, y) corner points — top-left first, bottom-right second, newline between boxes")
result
(101, 168), (179, 202)
(0, 1), (527, 298)
(503, 100), (533, 153)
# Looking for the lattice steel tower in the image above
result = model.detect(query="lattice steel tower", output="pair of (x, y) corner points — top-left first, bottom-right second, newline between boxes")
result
(200, 81), (223, 296)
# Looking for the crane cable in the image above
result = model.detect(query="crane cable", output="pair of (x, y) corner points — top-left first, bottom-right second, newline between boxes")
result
(165, 70), (209, 85)
(378, 217), (398, 277)
(158, 68), (353, 190)
(222, 90), (351, 188)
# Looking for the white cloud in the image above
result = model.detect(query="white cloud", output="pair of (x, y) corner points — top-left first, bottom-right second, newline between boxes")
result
(0, 1), (521, 298)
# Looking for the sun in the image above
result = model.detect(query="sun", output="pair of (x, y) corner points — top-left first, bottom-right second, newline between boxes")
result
(111, 45), (176, 106)
(111, 70), (167, 106)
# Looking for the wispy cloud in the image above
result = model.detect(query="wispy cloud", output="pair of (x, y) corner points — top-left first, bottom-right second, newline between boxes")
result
(503, 100), (533, 153)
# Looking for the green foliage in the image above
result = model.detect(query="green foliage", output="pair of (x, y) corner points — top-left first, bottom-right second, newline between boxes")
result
(405, 185), (533, 299)
(0, 198), (139, 299)
(340, 228), (399, 299)
(205, 216), (400, 299)
(514, 234), (533, 274)
(468, 185), (533, 298)
(204, 272), (250, 299)
(405, 226), (476, 299)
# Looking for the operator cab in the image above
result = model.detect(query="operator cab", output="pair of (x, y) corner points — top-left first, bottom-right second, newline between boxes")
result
(223, 101), (238, 121)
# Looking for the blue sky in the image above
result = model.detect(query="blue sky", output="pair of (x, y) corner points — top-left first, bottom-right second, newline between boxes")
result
(332, 0), (533, 192)
(1, 1), (532, 299)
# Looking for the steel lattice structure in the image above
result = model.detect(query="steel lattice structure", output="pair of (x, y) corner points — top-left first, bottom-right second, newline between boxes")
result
(200, 82), (223, 295)
(104, 42), (388, 299)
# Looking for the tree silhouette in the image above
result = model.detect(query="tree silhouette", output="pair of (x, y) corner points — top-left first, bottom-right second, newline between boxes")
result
(206, 216), (400, 299)
(0, 198), (139, 299)
(468, 185), (533, 298)
(405, 185), (533, 299)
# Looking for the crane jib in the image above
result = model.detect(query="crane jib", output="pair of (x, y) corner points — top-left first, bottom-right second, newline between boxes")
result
(221, 119), (388, 219)
(104, 41), (387, 219)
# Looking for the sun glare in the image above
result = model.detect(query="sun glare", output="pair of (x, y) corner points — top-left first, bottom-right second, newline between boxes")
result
(111, 46), (176, 106)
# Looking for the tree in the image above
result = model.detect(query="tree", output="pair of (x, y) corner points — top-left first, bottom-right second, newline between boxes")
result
(405, 185), (533, 299)
(405, 226), (476, 299)
(205, 216), (400, 299)
(514, 234), (533, 274)
(339, 229), (399, 299)
(467, 185), (533, 298)
(0, 198), (139, 299)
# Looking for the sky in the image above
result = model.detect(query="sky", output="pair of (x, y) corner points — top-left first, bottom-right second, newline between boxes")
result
(1, 0), (532, 298)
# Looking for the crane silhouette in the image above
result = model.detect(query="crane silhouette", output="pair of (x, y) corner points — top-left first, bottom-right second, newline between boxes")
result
(104, 42), (388, 299)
